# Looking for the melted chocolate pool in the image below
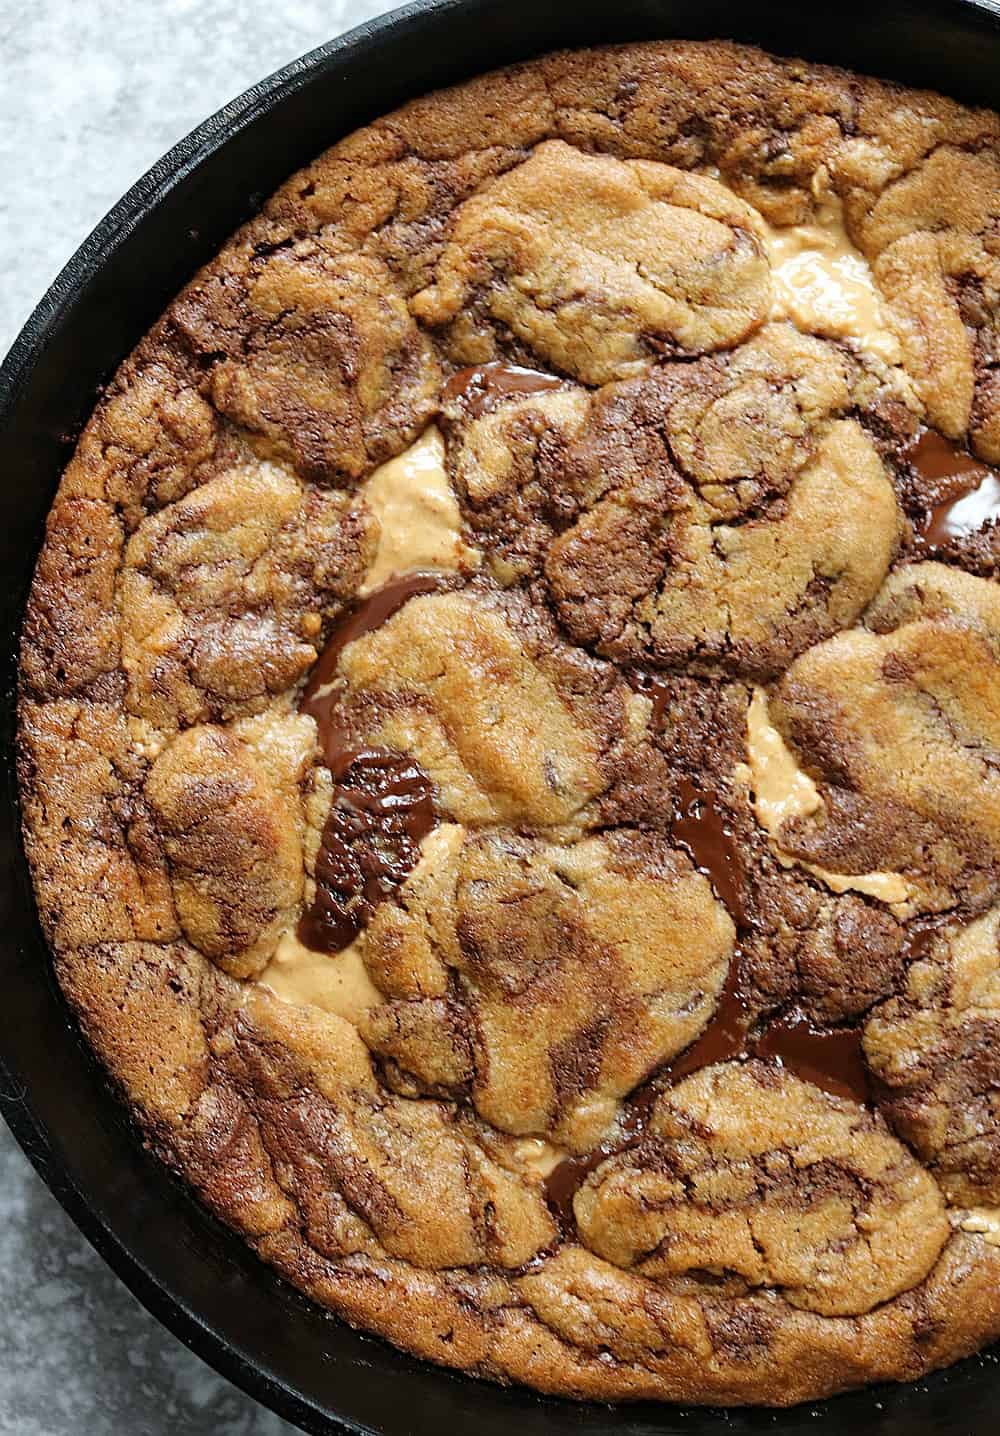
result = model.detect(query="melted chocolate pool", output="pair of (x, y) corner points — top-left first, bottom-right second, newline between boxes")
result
(297, 753), (436, 954)
(297, 574), (446, 953)
(662, 953), (753, 1084)
(752, 1009), (869, 1104)
(906, 429), (1000, 554)
(441, 361), (564, 418)
(670, 776), (745, 927)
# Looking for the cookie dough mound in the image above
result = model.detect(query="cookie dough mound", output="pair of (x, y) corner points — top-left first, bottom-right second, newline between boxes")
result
(646, 688), (913, 1024)
(412, 140), (771, 384)
(865, 907), (1000, 1206)
(146, 721), (309, 978)
(862, 146), (1000, 459)
(744, 868), (907, 1024)
(174, 248), (441, 483)
(326, 586), (649, 829)
(445, 326), (857, 564)
(550, 417), (899, 675)
(208, 993), (556, 1267)
(769, 562), (1000, 911)
(444, 374), (680, 588)
(360, 827), (734, 1150)
(120, 460), (374, 733)
(662, 324), (855, 512)
(19, 344), (241, 704)
(574, 1062), (949, 1317)
(446, 335), (898, 676)
(18, 698), (178, 951)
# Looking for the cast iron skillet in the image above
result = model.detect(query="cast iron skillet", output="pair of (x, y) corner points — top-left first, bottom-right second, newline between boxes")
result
(2, 1), (1000, 1431)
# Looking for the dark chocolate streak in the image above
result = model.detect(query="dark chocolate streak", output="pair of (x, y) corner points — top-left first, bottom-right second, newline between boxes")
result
(297, 574), (445, 953)
(752, 1010), (869, 1104)
(546, 693), (754, 1226)
(544, 679), (878, 1226)
(297, 754), (436, 953)
(906, 428), (1000, 554)
(671, 776), (745, 928)
(543, 1087), (659, 1233)
(898, 917), (947, 965)
(441, 361), (564, 418)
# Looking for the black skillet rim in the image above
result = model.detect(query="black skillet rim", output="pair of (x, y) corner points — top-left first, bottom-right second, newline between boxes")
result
(2, 2), (1000, 1432)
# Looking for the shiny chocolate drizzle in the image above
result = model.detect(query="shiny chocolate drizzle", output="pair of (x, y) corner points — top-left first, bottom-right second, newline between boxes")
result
(441, 361), (564, 419)
(906, 428), (1000, 554)
(297, 574), (445, 954)
(751, 1009), (869, 1104)
(670, 775), (746, 928)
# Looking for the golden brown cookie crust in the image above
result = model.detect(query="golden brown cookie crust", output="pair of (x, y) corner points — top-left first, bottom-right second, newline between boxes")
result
(17, 40), (1000, 1407)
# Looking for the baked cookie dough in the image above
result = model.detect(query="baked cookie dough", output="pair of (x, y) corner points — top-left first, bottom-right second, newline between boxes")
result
(18, 39), (1000, 1408)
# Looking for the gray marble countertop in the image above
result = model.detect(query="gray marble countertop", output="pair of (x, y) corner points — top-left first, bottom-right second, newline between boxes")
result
(0, 3), (397, 1432)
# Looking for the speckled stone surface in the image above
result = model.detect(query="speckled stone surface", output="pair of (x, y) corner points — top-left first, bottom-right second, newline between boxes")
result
(0, 3), (398, 1432)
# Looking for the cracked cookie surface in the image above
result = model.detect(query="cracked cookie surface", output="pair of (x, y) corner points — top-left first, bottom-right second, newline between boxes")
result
(17, 38), (1000, 1410)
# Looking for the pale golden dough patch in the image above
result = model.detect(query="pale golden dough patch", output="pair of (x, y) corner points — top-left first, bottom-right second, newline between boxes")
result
(359, 426), (479, 594)
(867, 558), (1000, 634)
(874, 233), (975, 443)
(860, 147), (1000, 455)
(770, 563), (1000, 910)
(412, 140), (771, 384)
(119, 460), (373, 734)
(359, 828), (734, 1151)
(358, 823), (466, 1001)
(574, 1063), (949, 1317)
(517, 1245), (714, 1370)
(146, 724), (304, 979)
(258, 931), (383, 1024)
(336, 591), (608, 827)
(450, 387), (591, 510)
(865, 906), (1000, 1206)
(229, 708), (317, 814)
